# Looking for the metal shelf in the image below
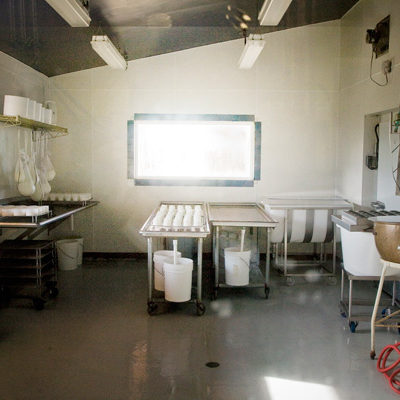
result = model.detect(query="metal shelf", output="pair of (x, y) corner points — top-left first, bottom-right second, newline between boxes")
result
(0, 114), (68, 138)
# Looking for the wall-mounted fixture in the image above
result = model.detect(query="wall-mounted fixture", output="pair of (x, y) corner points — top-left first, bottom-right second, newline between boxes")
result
(45, 0), (91, 27)
(238, 35), (265, 69)
(90, 35), (128, 70)
(258, 0), (293, 26)
(366, 15), (391, 87)
(366, 123), (379, 170)
(366, 15), (390, 58)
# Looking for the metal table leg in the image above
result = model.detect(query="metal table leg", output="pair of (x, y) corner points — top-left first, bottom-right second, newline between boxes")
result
(196, 238), (205, 315)
(147, 237), (157, 315)
(332, 226), (337, 274)
(265, 227), (271, 298)
(370, 262), (388, 359)
(214, 226), (220, 299)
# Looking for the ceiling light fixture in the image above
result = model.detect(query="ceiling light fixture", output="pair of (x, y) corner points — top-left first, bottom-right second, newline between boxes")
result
(45, 0), (91, 27)
(238, 35), (265, 69)
(90, 35), (128, 70)
(258, 0), (293, 26)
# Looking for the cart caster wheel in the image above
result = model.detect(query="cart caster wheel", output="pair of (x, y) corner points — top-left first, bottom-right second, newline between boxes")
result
(147, 302), (157, 316)
(33, 298), (45, 310)
(327, 276), (337, 285)
(370, 350), (376, 360)
(286, 277), (295, 286)
(48, 287), (59, 298)
(349, 321), (358, 333)
(264, 285), (270, 299)
(196, 302), (206, 316)
(0, 287), (10, 307)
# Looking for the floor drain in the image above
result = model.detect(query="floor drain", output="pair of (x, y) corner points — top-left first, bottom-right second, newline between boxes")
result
(206, 362), (220, 368)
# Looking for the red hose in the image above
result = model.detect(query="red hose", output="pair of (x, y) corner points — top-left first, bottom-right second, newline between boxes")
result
(377, 343), (400, 394)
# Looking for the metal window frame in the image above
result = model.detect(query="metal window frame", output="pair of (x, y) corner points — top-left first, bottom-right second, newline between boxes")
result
(127, 113), (261, 187)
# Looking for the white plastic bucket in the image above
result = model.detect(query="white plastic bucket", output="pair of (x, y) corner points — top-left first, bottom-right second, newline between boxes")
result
(224, 247), (251, 286)
(153, 250), (182, 291)
(164, 258), (193, 302)
(56, 239), (79, 271)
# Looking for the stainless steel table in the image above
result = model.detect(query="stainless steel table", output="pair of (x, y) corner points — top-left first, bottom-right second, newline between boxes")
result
(208, 202), (278, 299)
(0, 198), (98, 239)
(139, 201), (210, 316)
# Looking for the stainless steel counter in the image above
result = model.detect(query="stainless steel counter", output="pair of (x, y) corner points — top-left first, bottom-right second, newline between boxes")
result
(0, 199), (98, 239)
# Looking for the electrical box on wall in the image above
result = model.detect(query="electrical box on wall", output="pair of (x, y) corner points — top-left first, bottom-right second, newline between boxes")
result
(366, 15), (390, 58)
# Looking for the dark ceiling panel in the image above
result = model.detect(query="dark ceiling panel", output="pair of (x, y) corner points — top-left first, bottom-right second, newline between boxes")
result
(0, 0), (359, 76)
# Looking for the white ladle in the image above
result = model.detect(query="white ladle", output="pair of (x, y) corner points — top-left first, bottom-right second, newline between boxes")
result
(240, 228), (246, 252)
(173, 240), (178, 264)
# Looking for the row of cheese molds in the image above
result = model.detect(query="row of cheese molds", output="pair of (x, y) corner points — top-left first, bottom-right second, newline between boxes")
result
(0, 205), (49, 217)
(43, 193), (92, 201)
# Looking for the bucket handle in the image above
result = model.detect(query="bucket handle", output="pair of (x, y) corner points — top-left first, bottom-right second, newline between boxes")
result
(57, 246), (78, 260)
(238, 256), (250, 268)
(154, 264), (164, 277)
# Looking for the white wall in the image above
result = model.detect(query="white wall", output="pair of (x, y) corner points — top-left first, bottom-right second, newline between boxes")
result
(337, 0), (400, 204)
(48, 20), (340, 253)
(0, 51), (48, 200)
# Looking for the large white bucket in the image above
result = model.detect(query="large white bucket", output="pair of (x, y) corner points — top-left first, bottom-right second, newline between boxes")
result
(153, 250), (181, 291)
(224, 247), (251, 286)
(56, 239), (79, 271)
(164, 258), (193, 302)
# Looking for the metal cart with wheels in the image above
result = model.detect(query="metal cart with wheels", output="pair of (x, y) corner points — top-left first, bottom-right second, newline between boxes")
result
(208, 203), (277, 299)
(339, 267), (397, 334)
(0, 240), (58, 309)
(140, 201), (210, 316)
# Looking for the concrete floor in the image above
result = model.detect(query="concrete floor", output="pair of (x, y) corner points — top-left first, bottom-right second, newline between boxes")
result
(0, 259), (399, 400)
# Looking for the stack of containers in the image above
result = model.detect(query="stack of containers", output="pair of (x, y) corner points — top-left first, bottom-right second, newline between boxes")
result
(152, 204), (203, 227)
(3, 95), (55, 124)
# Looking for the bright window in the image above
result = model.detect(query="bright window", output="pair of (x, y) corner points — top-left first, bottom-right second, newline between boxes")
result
(127, 114), (261, 186)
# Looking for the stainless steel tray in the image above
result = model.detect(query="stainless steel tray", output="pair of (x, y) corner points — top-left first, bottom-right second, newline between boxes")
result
(208, 202), (277, 227)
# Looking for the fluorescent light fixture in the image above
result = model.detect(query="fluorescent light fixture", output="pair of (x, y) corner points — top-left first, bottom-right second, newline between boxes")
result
(258, 0), (293, 26)
(45, 0), (91, 27)
(91, 35), (128, 70)
(238, 36), (265, 69)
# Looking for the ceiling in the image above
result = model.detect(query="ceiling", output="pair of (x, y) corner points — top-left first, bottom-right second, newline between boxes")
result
(0, 0), (359, 77)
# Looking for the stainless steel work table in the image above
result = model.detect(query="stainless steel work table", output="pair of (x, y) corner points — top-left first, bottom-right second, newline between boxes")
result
(139, 201), (210, 316)
(208, 202), (278, 299)
(0, 199), (98, 239)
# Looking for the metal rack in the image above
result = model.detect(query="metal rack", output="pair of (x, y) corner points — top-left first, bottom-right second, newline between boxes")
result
(0, 240), (58, 310)
(139, 201), (210, 316)
(262, 197), (351, 285)
(0, 114), (68, 139)
(208, 202), (278, 299)
(339, 268), (397, 333)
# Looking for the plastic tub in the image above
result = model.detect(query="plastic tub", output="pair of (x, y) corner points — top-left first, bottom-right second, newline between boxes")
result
(153, 250), (181, 291)
(340, 227), (400, 277)
(164, 258), (193, 302)
(224, 247), (251, 286)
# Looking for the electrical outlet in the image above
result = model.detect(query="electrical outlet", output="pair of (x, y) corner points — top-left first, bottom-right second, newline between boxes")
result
(382, 59), (392, 74)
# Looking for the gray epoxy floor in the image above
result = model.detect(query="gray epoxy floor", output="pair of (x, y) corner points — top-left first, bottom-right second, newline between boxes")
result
(1, 259), (399, 400)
